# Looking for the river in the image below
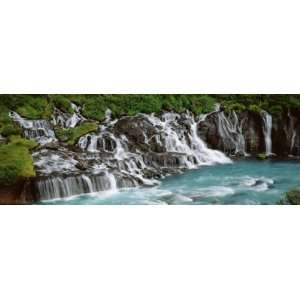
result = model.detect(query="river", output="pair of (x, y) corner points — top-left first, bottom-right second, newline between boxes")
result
(40, 159), (300, 205)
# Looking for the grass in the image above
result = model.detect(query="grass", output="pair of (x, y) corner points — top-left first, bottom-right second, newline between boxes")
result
(55, 122), (98, 145)
(0, 136), (37, 186)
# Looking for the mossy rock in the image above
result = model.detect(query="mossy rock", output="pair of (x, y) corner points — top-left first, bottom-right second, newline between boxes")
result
(257, 153), (267, 160)
(55, 122), (98, 145)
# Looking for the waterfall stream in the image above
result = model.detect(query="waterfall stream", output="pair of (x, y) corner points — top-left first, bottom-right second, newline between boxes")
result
(216, 111), (248, 156)
(9, 112), (56, 145)
(287, 110), (297, 155)
(52, 103), (85, 128)
(29, 111), (233, 200)
(261, 110), (273, 156)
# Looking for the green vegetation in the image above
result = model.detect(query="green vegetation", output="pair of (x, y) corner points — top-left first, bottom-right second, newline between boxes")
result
(0, 107), (21, 137)
(278, 189), (300, 205)
(216, 94), (300, 115)
(2, 94), (300, 124)
(70, 94), (217, 121)
(55, 122), (98, 145)
(50, 95), (74, 113)
(0, 95), (52, 119)
(0, 136), (37, 186)
(257, 153), (268, 160)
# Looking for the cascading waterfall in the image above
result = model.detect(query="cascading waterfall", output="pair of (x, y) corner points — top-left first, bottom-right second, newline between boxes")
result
(36, 171), (119, 201)
(216, 111), (248, 156)
(9, 112), (56, 144)
(12, 107), (235, 201)
(261, 110), (273, 156)
(75, 111), (231, 200)
(287, 110), (297, 155)
(144, 112), (232, 167)
(52, 102), (85, 128)
(189, 121), (232, 165)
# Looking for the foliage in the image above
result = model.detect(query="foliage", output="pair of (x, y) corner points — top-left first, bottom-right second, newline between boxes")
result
(0, 95), (52, 119)
(0, 137), (37, 186)
(217, 94), (300, 115)
(49, 95), (74, 113)
(9, 135), (38, 149)
(0, 104), (21, 137)
(278, 189), (300, 205)
(2, 94), (300, 124)
(55, 122), (98, 145)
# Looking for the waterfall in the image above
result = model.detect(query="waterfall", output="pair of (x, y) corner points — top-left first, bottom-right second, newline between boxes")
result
(216, 111), (248, 156)
(144, 112), (232, 167)
(36, 172), (120, 200)
(287, 110), (297, 155)
(9, 112), (56, 145)
(261, 110), (273, 156)
(189, 121), (232, 165)
(52, 103), (84, 128)
(31, 109), (233, 201)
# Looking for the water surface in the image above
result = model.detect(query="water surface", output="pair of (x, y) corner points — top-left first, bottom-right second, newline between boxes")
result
(41, 160), (300, 205)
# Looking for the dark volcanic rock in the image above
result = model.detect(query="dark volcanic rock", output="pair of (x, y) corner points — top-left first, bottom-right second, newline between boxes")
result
(113, 115), (165, 153)
(242, 111), (265, 154)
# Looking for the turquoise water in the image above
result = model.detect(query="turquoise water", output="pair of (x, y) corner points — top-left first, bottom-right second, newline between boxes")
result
(41, 160), (300, 205)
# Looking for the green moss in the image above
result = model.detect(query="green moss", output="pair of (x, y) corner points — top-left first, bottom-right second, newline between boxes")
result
(55, 122), (98, 145)
(50, 95), (74, 113)
(257, 153), (267, 160)
(248, 104), (261, 113)
(9, 135), (38, 149)
(0, 137), (36, 186)
(0, 95), (53, 120)
(278, 189), (300, 205)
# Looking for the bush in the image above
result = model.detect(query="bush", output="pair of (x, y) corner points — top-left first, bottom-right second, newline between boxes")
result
(278, 189), (300, 205)
(50, 95), (74, 113)
(0, 142), (36, 186)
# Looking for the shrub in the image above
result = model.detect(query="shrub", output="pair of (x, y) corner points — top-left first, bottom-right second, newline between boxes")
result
(50, 95), (74, 113)
(278, 189), (300, 205)
(0, 142), (36, 186)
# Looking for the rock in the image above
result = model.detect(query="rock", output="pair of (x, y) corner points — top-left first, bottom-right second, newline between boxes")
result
(42, 142), (60, 151)
(0, 180), (36, 204)
(113, 115), (164, 153)
(76, 160), (89, 171)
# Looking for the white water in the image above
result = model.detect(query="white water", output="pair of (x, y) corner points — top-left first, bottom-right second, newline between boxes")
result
(52, 103), (84, 128)
(37, 171), (119, 200)
(287, 110), (297, 155)
(217, 111), (248, 156)
(144, 112), (232, 167)
(261, 110), (273, 156)
(35, 111), (232, 201)
(9, 112), (56, 144)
